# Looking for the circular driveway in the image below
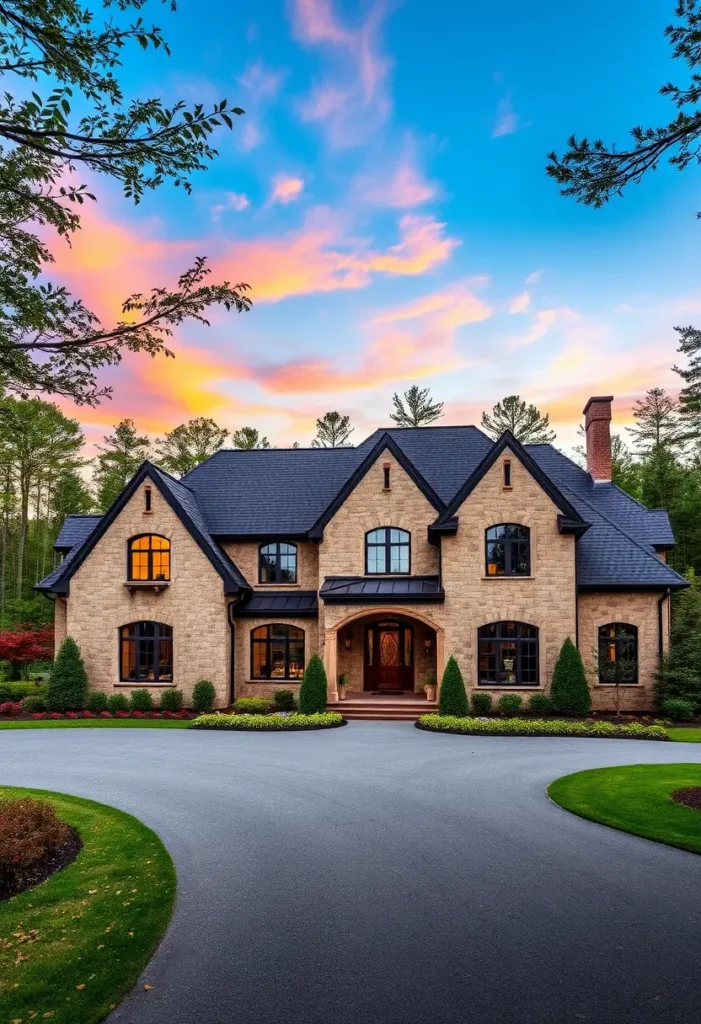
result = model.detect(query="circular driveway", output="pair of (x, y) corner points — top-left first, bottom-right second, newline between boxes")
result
(2, 724), (701, 1024)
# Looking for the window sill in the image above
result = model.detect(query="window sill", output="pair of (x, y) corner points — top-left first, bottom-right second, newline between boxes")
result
(123, 581), (169, 592)
(595, 683), (642, 688)
(255, 583), (301, 589)
(115, 681), (175, 687)
(247, 679), (303, 685)
(481, 575), (534, 582)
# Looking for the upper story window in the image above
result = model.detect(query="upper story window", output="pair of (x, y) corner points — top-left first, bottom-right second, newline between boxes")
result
(598, 623), (638, 684)
(120, 621), (173, 682)
(365, 527), (410, 575)
(478, 621), (539, 687)
(259, 542), (297, 584)
(128, 535), (170, 581)
(251, 624), (305, 680)
(485, 524), (530, 577)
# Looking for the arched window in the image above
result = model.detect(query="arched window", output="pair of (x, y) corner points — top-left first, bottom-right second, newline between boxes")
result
(128, 535), (171, 581)
(251, 624), (305, 680)
(485, 524), (530, 577)
(478, 622), (539, 687)
(598, 623), (638, 684)
(259, 542), (297, 584)
(365, 528), (411, 575)
(120, 622), (173, 682)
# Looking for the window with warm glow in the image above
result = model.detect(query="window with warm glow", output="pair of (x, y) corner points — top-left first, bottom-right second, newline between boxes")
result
(251, 624), (305, 679)
(598, 623), (638, 684)
(128, 535), (171, 581)
(120, 621), (173, 682)
(485, 524), (530, 577)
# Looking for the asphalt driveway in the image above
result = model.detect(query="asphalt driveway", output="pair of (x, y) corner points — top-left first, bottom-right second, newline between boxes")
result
(1, 724), (701, 1024)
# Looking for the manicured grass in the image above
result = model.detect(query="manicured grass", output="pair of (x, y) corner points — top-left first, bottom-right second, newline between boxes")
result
(548, 765), (701, 855)
(0, 719), (191, 729)
(0, 786), (176, 1023)
(667, 728), (701, 743)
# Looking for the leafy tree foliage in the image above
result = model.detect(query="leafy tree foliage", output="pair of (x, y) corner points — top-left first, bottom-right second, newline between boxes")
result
(550, 638), (591, 715)
(390, 385), (443, 427)
(481, 395), (556, 443)
(311, 411), (354, 448)
(93, 419), (149, 511)
(0, 623), (53, 679)
(656, 570), (701, 708)
(46, 635), (88, 710)
(0, 0), (250, 405)
(299, 653), (327, 714)
(51, 468), (93, 524)
(231, 426), (270, 450)
(438, 655), (469, 717)
(156, 417), (227, 476)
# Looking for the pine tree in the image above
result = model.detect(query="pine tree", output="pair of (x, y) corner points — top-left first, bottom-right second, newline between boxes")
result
(627, 387), (684, 454)
(390, 386), (443, 427)
(311, 412), (354, 448)
(156, 418), (228, 476)
(231, 427), (270, 450)
(93, 420), (150, 511)
(481, 395), (556, 443)
(550, 638), (591, 715)
(299, 654), (327, 714)
(46, 636), (89, 711)
(438, 656), (469, 717)
(655, 570), (701, 709)
(52, 470), (94, 524)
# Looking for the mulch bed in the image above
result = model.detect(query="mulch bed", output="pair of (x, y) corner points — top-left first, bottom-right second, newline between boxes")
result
(0, 826), (82, 901)
(671, 787), (701, 812)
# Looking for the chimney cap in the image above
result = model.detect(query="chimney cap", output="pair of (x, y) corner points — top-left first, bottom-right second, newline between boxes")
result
(582, 395), (614, 417)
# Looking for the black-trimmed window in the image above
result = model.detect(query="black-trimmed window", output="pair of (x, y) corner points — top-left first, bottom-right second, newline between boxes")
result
(128, 535), (170, 581)
(251, 624), (305, 680)
(478, 621), (539, 687)
(259, 542), (297, 584)
(598, 623), (638, 684)
(485, 524), (530, 577)
(365, 527), (410, 574)
(120, 622), (173, 682)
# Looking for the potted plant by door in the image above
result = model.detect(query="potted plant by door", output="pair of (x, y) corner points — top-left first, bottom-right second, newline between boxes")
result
(337, 673), (348, 701)
(423, 673), (437, 701)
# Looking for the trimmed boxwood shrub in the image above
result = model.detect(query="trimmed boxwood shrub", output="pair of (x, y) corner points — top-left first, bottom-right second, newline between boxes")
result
(439, 656), (468, 717)
(107, 693), (129, 714)
(233, 697), (272, 715)
(160, 689), (183, 712)
(129, 689), (154, 712)
(22, 694), (46, 713)
(527, 694), (552, 716)
(499, 694), (523, 717)
(45, 636), (88, 711)
(662, 697), (695, 721)
(550, 638), (591, 715)
(192, 712), (345, 731)
(416, 715), (668, 740)
(299, 654), (327, 714)
(86, 691), (108, 713)
(192, 679), (215, 714)
(273, 689), (296, 711)
(471, 692), (493, 715)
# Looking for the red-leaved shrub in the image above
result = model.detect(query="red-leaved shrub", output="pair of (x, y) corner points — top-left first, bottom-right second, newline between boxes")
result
(49, 712), (62, 719)
(65, 711), (77, 719)
(0, 797), (71, 882)
(131, 710), (144, 718)
(0, 701), (23, 716)
(82, 711), (94, 718)
(99, 711), (112, 719)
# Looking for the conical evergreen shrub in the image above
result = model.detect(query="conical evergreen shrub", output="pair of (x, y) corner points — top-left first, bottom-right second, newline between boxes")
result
(46, 636), (88, 711)
(439, 656), (469, 717)
(550, 637), (591, 715)
(299, 654), (327, 714)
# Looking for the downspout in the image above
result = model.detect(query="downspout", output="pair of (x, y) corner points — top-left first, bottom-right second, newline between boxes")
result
(574, 543), (579, 648)
(658, 588), (670, 663)
(227, 594), (247, 705)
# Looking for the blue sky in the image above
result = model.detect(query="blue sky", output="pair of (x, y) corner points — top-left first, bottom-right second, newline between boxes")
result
(54, 0), (701, 450)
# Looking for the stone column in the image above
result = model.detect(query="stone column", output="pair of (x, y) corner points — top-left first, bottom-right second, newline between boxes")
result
(436, 628), (445, 691)
(325, 627), (339, 702)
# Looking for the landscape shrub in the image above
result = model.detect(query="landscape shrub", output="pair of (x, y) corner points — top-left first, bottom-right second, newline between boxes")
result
(550, 638), (591, 715)
(233, 697), (273, 715)
(416, 716), (668, 740)
(499, 694), (523, 717)
(0, 684), (12, 701)
(439, 656), (469, 717)
(6, 681), (48, 700)
(655, 570), (701, 709)
(107, 694), (129, 714)
(471, 692), (493, 715)
(527, 694), (552, 716)
(299, 654), (328, 714)
(86, 691), (108, 713)
(192, 679), (215, 713)
(129, 689), (154, 712)
(661, 698), (695, 721)
(45, 636), (88, 711)
(0, 701), (23, 716)
(273, 689), (296, 711)
(192, 712), (345, 730)
(0, 797), (72, 882)
(22, 694), (46, 713)
(159, 689), (183, 712)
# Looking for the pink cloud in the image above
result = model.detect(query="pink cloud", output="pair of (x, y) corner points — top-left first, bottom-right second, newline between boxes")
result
(211, 192), (251, 220)
(270, 175), (305, 205)
(237, 60), (286, 98)
(240, 121), (264, 151)
(508, 292), (530, 314)
(359, 160), (436, 209)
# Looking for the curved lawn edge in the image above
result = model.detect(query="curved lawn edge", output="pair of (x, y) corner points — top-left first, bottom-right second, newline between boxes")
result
(0, 785), (176, 1023)
(415, 715), (668, 740)
(191, 712), (346, 731)
(548, 765), (701, 856)
(0, 718), (192, 729)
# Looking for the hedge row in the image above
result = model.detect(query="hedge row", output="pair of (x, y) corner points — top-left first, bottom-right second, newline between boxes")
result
(192, 712), (344, 731)
(416, 715), (668, 740)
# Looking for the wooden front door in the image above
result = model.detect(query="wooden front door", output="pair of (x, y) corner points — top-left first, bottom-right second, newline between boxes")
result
(364, 621), (414, 691)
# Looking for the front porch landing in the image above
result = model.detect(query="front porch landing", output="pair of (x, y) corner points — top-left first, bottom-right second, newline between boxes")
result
(330, 690), (438, 722)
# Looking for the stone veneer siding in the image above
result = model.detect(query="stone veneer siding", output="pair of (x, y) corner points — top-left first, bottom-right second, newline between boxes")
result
(222, 540), (318, 590)
(60, 477), (231, 707)
(233, 614), (320, 698)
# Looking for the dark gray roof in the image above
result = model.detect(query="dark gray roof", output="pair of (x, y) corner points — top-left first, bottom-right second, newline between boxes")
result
(54, 515), (102, 551)
(320, 575), (445, 603)
(233, 591), (318, 617)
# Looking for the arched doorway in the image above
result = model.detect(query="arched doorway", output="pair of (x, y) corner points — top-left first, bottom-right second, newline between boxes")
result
(364, 619), (414, 692)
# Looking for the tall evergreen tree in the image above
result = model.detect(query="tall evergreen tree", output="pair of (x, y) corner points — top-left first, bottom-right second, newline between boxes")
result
(674, 325), (701, 441)
(51, 470), (93, 524)
(390, 386), (443, 427)
(93, 420), (150, 511)
(481, 395), (556, 443)
(155, 417), (228, 476)
(231, 427), (270, 450)
(627, 387), (684, 454)
(311, 411), (354, 448)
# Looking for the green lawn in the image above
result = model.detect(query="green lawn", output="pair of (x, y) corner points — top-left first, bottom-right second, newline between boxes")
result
(0, 786), (176, 1023)
(548, 764), (701, 855)
(667, 728), (701, 743)
(0, 718), (192, 729)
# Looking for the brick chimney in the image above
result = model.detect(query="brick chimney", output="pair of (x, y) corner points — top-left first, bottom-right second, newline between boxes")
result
(583, 396), (613, 482)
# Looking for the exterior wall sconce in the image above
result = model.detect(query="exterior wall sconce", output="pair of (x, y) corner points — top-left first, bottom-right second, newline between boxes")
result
(344, 634), (352, 650)
(424, 636), (433, 652)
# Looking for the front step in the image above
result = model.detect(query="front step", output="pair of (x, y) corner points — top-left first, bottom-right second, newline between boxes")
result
(329, 700), (437, 722)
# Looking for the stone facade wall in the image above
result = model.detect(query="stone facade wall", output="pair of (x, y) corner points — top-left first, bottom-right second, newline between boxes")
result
(64, 477), (231, 707)
(578, 590), (669, 712)
(234, 615), (320, 698)
(222, 540), (318, 590)
(54, 597), (67, 648)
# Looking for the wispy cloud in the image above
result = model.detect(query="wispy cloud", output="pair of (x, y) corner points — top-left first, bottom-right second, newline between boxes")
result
(240, 120), (264, 151)
(358, 159), (436, 209)
(270, 175), (305, 205)
(491, 95), (519, 138)
(237, 60), (286, 98)
(508, 291), (530, 314)
(211, 192), (251, 220)
(509, 306), (580, 349)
